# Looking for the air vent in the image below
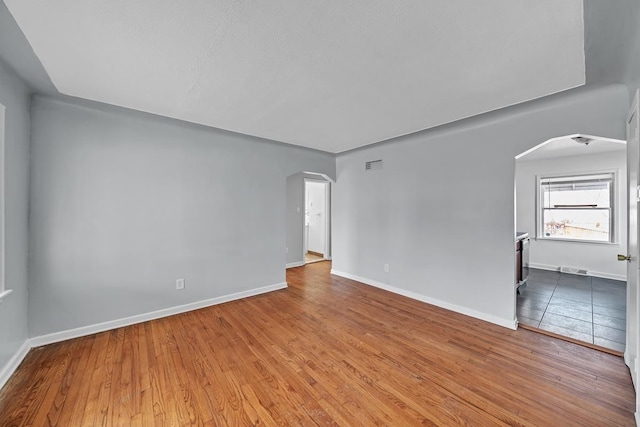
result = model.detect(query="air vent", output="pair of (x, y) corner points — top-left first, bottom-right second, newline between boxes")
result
(560, 266), (589, 276)
(365, 160), (383, 171)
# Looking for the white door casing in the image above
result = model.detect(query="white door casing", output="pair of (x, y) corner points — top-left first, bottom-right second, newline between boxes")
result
(306, 180), (327, 257)
(625, 89), (639, 410)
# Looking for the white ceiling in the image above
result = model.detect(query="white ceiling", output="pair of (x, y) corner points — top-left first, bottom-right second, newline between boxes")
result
(518, 135), (626, 162)
(5, 1), (585, 153)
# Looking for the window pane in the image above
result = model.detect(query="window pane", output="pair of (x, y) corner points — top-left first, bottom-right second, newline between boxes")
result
(542, 182), (611, 208)
(542, 208), (610, 241)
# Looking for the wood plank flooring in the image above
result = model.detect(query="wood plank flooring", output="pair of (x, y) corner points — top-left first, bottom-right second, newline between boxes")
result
(0, 261), (635, 426)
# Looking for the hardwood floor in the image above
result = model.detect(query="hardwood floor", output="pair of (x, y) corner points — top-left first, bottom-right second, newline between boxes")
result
(0, 261), (635, 426)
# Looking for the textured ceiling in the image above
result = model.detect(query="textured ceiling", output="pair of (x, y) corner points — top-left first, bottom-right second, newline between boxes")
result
(5, 1), (585, 153)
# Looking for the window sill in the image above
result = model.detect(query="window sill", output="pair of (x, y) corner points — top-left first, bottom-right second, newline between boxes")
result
(535, 237), (618, 246)
(0, 289), (13, 304)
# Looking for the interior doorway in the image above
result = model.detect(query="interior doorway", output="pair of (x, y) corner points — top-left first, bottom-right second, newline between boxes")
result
(514, 134), (627, 353)
(304, 179), (330, 264)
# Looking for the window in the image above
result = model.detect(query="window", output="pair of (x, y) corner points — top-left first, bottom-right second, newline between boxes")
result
(537, 172), (615, 243)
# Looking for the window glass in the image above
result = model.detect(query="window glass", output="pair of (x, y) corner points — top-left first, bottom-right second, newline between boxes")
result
(538, 173), (614, 243)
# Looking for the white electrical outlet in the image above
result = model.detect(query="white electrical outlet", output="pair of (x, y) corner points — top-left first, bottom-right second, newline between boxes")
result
(176, 278), (185, 290)
(285, 247), (288, 253)
(384, 264), (390, 273)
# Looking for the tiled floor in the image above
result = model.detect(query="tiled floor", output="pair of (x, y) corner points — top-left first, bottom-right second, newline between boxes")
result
(517, 268), (626, 352)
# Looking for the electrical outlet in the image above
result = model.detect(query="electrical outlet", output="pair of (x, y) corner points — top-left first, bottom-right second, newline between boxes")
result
(176, 278), (185, 290)
(384, 264), (390, 273)
(285, 247), (288, 253)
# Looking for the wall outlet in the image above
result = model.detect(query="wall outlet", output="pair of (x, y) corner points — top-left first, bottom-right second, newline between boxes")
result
(285, 247), (288, 253)
(176, 278), (185, 290)
(384, 264), (390, 273)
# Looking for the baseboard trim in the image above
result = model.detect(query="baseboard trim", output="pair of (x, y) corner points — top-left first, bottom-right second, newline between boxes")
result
(528, 263), (559, 272)
(286, 261), (305, 269)
(589, 270), (627, 281)
(0, 339), (31, 391)
(529, 263), (626, 281)
(30, 282), (288, 348)
(330, 269), (517, 330)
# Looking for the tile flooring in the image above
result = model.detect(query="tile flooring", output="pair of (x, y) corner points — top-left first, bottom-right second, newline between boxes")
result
(517, 268), (626, 352)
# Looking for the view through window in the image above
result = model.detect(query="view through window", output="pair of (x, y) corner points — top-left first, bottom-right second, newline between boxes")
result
(538, 172), (614, 243)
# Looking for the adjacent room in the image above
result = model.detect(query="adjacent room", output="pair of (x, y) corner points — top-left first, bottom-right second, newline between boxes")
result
(1, 0), (640, 425)
(515, 135), (628, 351)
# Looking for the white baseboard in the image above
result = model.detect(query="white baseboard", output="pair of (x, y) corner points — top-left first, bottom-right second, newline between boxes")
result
(0, 339), (31, 391)
(330, 269), (517, 330)
(286, 261), (305, 269)
(589, 270), (627, 281)
(528, 263), (559, 272)
(529, 263), (626, 281)
(30, 282), (288, 348)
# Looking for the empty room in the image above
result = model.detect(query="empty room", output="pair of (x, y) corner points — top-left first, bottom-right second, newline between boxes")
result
(0, 1), (639, 425)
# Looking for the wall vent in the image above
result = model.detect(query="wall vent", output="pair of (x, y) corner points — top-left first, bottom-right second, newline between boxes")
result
(365, 159), (383, 171)
(559, 266), (589, 276)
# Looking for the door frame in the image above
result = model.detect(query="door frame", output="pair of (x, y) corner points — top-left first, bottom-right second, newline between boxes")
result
(304, 178), (331, 262)
(625, 89), (640, 420)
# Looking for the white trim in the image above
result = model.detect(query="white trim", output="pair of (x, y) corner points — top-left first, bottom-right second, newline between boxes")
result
(330, 269), (517, 330)
(529, 262), (626, 281)
(29, 282), (287, 347)
(635, 412), (639, 426)
(286, 261), (305, 269)
(0, 103), (5, 294)
(0, 339), (30, 391)
(588, 270), (627, 281)
(528, 262), (559, 272)
(0, 288), (12, 303)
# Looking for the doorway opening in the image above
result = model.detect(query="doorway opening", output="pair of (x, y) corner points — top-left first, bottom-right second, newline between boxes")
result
(514, 133), (627, 353)
(304, 179), (330, 264)
(285, 171), (333, 270)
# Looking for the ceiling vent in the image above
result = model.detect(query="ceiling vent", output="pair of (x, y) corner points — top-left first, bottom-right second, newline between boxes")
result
(365, 160), (383, 171)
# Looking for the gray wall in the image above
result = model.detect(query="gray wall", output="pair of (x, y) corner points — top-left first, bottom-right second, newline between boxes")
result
(0, 60), (30, 374)
(584, 0), (640, 99)
(28, 96), (335, 337)
(332, 84), (628, 327)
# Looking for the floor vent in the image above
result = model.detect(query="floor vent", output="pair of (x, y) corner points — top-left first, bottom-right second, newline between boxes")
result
(560, 266), (589, 276)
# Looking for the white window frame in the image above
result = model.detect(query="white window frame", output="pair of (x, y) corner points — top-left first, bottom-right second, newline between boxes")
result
(0, 103), (8, 303)
(536, 170), (618, 245)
